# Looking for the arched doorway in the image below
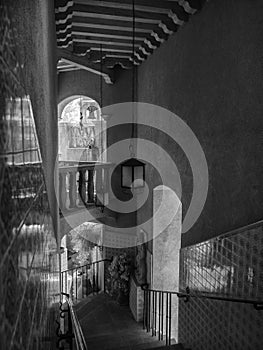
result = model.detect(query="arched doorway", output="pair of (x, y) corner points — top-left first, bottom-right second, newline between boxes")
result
(58, 96), (106, 162)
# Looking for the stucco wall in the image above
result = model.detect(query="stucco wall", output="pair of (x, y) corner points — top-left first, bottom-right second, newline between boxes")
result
(58, 66), (132, 107)
(8, 0), (59, 235)
(136, 0), (263, 247)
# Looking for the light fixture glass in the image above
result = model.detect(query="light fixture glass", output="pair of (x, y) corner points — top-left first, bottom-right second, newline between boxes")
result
(121, 158), (145, 189)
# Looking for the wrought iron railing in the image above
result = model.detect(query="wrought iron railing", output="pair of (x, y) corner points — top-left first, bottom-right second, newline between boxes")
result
(61, 258), (112, 302)
(59, 161), (113, 213)
(56, 293), (87, 350)
(142, 285), (263, 347)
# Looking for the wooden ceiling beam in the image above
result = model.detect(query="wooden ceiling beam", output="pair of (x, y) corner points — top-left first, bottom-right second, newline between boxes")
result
(72, 17), (155, 31)
(55, 0), (201, 70)
(74, 4), (165, 20)
(74, 11), (160, 24)
(72, 36), (141, 47)
(75, 0), (190, 16)
(57, 48), (114, 84)
(75, 0), (170, 13)
(72, 31), (161, 51)
(71, 26), (147, 39)
(73, 44), (148, 58)
(58, 67), (81, 73)
(74, 3), (188, 22)
(73, 45), (143, 65)
(57, 63), (76, 68)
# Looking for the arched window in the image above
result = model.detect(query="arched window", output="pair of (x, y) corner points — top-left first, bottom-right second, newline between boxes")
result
(61, 96), (101, 123)
(58, 96), (106, 162)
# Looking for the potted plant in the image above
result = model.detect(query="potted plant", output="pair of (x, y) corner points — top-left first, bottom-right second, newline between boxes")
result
(107, 253), (132, 305)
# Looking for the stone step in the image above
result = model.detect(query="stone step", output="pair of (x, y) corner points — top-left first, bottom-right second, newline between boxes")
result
(140, 344), (185, 350)
(85, 340), (184, 350)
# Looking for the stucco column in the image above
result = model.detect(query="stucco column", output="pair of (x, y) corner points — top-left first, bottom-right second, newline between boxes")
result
(152, 186), (182, 341)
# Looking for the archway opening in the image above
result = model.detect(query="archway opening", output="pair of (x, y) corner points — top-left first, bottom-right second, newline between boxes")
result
(58, 96), (106, 162)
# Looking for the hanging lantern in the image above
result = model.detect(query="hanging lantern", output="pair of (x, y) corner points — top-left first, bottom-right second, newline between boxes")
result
(121, 158), (145, 189)
(120, 0), (145, 190)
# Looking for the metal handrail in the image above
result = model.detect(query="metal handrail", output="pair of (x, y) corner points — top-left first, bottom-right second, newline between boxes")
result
(141, 285), (263, 347)
(62, 258), (112, 273)
(61, 258), (113, 302)
(59, 292), (87, 350)
(141, 285), (263, 310)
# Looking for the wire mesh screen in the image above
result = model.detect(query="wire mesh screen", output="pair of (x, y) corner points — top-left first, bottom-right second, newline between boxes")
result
(179, 223), (263, 350)
(0, 3), (59, 349)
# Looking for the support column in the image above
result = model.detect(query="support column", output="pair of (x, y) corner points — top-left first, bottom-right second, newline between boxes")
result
(69, 170), (77, 208)
(78, 170), (87, 205)
(152, 186), (182, 342)
(87, 169), (95, 203)
(59, 172), (67, 211)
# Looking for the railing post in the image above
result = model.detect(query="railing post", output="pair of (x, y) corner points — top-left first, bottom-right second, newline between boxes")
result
(95, 167), (103, 206)
(85, 265), (89, 297)
(71, 270), (74, 300)
(96, 262), (99, 293)
(75, 269), (78, 301)
(78, 170), (87, 205)
(147, 291), (151, 333)
(87, 169), (95, 203)
(158, 292), (161, 340)
(152, 291), (155, 336)
(69, 170), (77, 208)
(161, 292), (164, 340)
(166, 292), (168, 346)
(66, 272), (68, 294)
(59, 172), (67, 211)
(67, 302), (73, 350)
(168, 293), (172, 345)
(103, 167), (110, 205)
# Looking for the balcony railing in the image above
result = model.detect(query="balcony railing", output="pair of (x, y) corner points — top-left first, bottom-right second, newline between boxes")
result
(59, 161), (113, 213)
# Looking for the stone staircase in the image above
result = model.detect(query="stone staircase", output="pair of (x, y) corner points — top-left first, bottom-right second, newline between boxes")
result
(74, 294), (187, 350)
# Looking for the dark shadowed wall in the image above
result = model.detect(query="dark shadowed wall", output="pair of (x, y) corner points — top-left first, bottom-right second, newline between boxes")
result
(136, 0), (263, 247)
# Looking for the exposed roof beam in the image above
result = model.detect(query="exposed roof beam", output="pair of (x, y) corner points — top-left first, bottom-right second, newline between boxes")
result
(74, 3), (188, 23)
(74, 45), (148, 58)
(75, 0), (171, 14)
(57, 48), (114, 84)
(72, 37), (141, 48)
(57, 63), (76, 69)
(72, 17), (156, 31)
(70, 30), (159, 50)
(71, 26), (147, 40)
(55, 0), (204, 70)
(71, 32), (144, 42)
(58, 67), (81, 73)
(73, 11), (160, 24)
(75, 0), (191, 17)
